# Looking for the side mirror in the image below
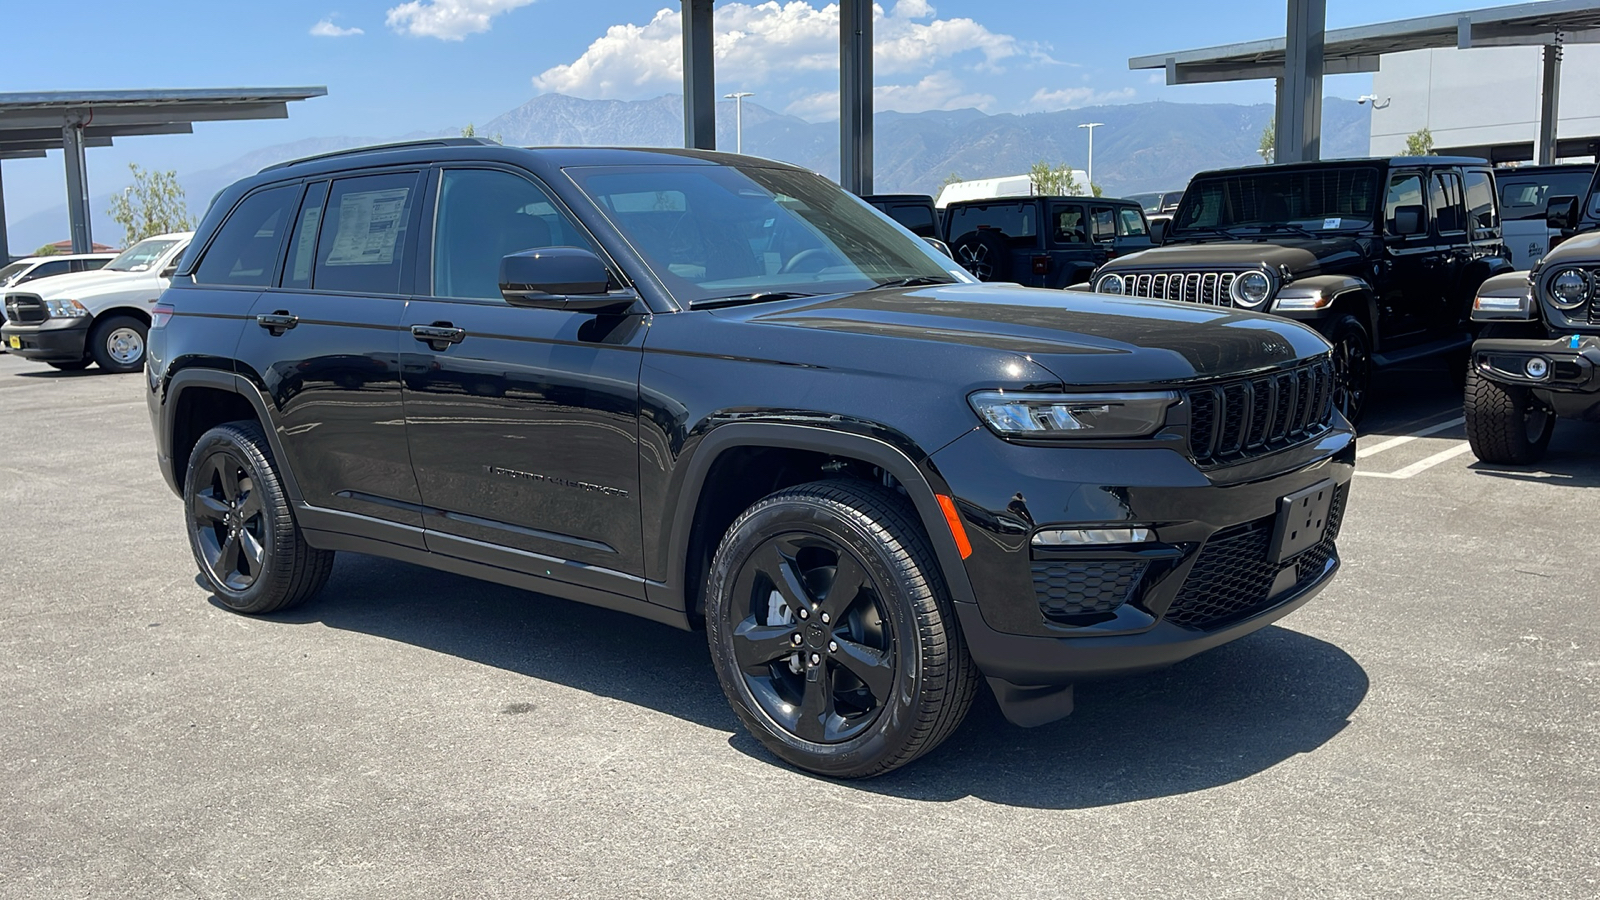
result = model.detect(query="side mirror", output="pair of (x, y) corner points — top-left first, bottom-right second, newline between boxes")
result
(499, 247), (633, 313)
(1392, 204), (1426, 237)
(1545, 195), (1579, 231)
(1148, 219), (1167, 244)
(923, 237), (953, 258)
(159, 263), (179, 278)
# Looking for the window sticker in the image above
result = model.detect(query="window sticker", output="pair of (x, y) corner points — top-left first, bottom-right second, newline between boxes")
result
(1323, 217), (1341, 229)
(325, 188), (409, 266)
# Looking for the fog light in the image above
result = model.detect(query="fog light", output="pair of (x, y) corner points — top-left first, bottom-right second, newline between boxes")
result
(1032, 527), (1153, 547)
(1525, 357), (1549, 379)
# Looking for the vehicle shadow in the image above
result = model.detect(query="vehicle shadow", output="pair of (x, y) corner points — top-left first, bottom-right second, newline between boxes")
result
(225, 552), (1367, 810)
(10, 367), (103, 378)
(1467, 420), (1600, 488)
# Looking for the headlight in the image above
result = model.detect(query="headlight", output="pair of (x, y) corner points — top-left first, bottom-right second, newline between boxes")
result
(1230, 271), (1272, 308)
(1549, 269), (1589, 309)
(969, 390), (1177, 439)
(1095, 273), (1125, 295)
(44, 299), (89, 318)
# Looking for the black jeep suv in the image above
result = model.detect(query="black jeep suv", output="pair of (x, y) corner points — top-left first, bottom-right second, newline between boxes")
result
(1090, 158), (1514, 422)
(148, 139), (1355, 777)
(944, 195), (1154, 289)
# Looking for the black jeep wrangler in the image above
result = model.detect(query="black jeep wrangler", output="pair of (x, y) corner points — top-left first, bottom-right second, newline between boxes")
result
(147, 139), (1354, 778)
(944, 195), (1154, 289)
(1090, 158), (1515, 422)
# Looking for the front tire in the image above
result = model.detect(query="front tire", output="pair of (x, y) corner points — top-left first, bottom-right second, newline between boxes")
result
(184, 420), (334, 614)
(1464, 366), (1554, 464)
(1327, 314), (1371, 424)
(88, 314), (148, 373)
(705, 479), (978, 778)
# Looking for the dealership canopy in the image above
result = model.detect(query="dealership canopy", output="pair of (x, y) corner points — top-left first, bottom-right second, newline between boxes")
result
(0, 87), (326, 260)
(1130, 0), (1600, 165)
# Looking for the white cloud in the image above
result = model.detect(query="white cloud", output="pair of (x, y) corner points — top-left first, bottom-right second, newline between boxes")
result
(310, 19), (364, 37)
(386, 0), (536, 40)
(786, 72), (995, 119)
(1028, 86), (1137, 111)
(533, 2), (1034, 101)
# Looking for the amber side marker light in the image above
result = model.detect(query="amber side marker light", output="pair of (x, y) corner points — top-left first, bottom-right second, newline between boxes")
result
(935, 494), (973, 559)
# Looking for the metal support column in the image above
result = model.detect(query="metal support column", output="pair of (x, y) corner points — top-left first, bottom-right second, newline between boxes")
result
(1275, 0), (1325, 164)
(681, 0), (716, 150)
(0, 161), (10, 264)
(62, 119), (93, 254)
(1537, 40), (1563, 166)
(839, 0), (872, 195)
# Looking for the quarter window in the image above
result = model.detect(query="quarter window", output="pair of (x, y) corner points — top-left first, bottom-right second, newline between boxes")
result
(432, 168), (600, 301)
(311, 173), (419, 294)
(282, 182), (329, 291)
(1430, 172), (1465, 234)
(194, 185), (301, 287)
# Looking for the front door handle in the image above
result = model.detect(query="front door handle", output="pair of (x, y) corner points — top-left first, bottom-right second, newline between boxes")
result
(411, 322), (466, 351)
(256, 311), (299, 336)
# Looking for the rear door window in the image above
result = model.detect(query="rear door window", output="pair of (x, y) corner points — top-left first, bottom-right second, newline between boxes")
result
(20, 260), (70, 283)
(1463, 170), (1498, 237)
(194, 184), (301, 287)
(311, 172), (419, 294)
(1430, 172), (1465, 235)
(1051, 204), (1086, 245)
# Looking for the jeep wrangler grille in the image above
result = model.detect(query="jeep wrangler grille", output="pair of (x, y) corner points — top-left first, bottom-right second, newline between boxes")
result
(1114, 271), (1240, 306)
(1182, 357), (1336, 467)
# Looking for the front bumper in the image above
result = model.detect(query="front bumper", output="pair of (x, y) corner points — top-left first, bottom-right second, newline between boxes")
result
(929, 424), (1355, 697)
(1, 319), (90, 363)
(1474, 334), (1600, 418)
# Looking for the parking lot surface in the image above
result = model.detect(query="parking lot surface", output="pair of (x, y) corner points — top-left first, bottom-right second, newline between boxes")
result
(1, 352), (1596, 899)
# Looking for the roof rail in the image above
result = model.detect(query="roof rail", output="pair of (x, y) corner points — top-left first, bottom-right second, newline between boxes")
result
(260, 137), (500, 172)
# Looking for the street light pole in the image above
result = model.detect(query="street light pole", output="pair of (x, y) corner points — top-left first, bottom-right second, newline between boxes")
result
(724, 91), (755, 154)
(1078, 122), (1103, 192)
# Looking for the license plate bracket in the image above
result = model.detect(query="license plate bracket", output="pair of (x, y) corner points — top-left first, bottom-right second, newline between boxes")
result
(6, 336), (19, 350)
(1269, 480), (1335, 564)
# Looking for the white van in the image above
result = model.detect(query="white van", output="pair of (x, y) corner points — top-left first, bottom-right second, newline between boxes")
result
(935, 171), (1090, 208)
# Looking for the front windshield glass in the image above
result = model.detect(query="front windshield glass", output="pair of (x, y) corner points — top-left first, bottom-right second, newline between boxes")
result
(105, 238), (179, 272)
(1171, 167), (1379, 236)
(0, 261), (29, 286)
(564, 164), (967, 305)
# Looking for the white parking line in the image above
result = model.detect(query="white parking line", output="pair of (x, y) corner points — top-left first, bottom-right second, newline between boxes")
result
(1354, 441), (1475, 479)
(1357, 416), (1465, 459)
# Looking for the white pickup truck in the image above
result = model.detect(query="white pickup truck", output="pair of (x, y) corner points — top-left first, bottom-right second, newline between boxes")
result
(1, 232), (192, 372)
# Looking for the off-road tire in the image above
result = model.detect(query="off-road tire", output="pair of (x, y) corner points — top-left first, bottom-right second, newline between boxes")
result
(184, 420), (334, 614)
(705, 479), (978, 778)
(1464, 366), (1554, 464)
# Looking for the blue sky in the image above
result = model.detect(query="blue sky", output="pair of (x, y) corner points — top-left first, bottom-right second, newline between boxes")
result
(3, 0), (1493, 242)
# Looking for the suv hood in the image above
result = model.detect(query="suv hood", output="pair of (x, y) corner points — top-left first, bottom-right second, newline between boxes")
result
(1537, 227), (1600, 270)
(728, 283), (1330, 386)
(1107, 235), (1370, 276)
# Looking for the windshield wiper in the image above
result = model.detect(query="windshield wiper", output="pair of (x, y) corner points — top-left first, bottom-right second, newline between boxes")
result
(691, 291), (818, 309)
(1258, 223), (1319, 239)
(866, 276), (955, 290)
(1175, 226), (1239, 240)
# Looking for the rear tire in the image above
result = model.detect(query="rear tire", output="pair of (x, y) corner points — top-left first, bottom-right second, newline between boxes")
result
(88, 314), (148, 373)
(184, 420), (334, 614)
(1464, 366), (1554, 464)
(705, 479), (978, 778)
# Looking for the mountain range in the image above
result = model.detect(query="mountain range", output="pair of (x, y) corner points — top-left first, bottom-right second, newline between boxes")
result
(6, 93), (1372, 252)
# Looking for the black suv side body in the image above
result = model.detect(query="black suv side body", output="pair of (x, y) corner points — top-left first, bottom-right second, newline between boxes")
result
(860, 193), (943, 241)
(944, 196), (1154, 289)
(1089, 158), (1514, 421)
(149, 141), (1354, 777)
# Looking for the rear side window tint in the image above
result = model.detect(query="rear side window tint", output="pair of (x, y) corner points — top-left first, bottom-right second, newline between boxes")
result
(282, 182), (329, 291)
(312, 173), (418, 294)
(1464, 170), (1498, 235)
(1118, 207), (1148, 236)
(194, 185), (301, 287)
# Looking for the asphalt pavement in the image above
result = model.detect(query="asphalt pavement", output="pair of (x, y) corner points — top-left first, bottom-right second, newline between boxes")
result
(0, 351), (1595, 899)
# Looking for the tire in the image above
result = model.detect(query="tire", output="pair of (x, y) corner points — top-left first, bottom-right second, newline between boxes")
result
(47, 360), (91, 371)
(184, 420), (335, 614)
(1464, 366), (1554, 464)
(950, 230), (1013, 282)
(88, 314), (148, 373)
(1327, 314), (1372, 424)
(705, 479), (978, 778)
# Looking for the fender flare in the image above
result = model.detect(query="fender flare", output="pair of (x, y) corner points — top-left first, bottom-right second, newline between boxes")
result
(1274, 274), (1378, 343)
(652, 422), (979, 615)
(161, 368), (302, 503)
(1459, 255), (1516, 299)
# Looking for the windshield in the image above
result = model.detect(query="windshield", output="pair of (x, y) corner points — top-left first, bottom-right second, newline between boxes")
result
(1171, 167), (1379, 236)
(1127, 192), (1163, 214)
(563, 164), (967, 305)
(105, 238), (180, 272)
(0, 261), (29, 287)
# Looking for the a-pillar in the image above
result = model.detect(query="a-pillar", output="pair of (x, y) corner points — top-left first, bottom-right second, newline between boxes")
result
(681, 0), (716, 150)
(1536, 40), (1563, 166)
(62, 119), (93, 254)
(1275, 0), (1325, 164)
(839, 0), (872, 195)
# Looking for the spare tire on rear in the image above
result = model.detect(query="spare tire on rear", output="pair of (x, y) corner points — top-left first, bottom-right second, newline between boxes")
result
(950, 230), (1012, 282)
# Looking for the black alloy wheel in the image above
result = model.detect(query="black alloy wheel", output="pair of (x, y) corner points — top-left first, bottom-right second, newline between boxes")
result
(191, 449), (268, 593)
(1328, 314), (1371, 424)
(951, 230), (1011, 282)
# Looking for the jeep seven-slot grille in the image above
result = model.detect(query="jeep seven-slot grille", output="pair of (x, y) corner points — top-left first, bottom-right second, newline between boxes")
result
(3, 294), (46, 324)
(1182, 357), (1336, 467)
(1164, 483), (1347, 631)
(1116, 271), (1241, 306)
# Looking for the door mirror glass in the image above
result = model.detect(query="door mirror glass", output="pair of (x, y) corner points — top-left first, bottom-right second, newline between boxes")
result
(1546, 195), (1579, 231)
(1392, 204), (1426, 236)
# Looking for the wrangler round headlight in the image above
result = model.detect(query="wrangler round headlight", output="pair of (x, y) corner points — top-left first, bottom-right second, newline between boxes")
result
(1549, 269), (1589, 309)
(1231, 271), (1272, 308)
(1095, 273), (1125, 295)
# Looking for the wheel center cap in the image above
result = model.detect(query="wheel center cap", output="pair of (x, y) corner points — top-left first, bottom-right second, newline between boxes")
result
(804, 622), (827, 651)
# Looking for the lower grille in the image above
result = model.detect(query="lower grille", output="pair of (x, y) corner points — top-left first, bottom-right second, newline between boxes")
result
(1033, 559), (1148, 622)
(1183, 357), (1337, 467)
(3, 294), (46, 325)
(1165, 484), (1347, 631)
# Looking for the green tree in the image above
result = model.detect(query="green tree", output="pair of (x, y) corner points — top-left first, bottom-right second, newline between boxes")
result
(1029, 160), (1081, 196)
(107, 164), (194, 248)
(939, 171), (964, 190)
(1090, 182), (1105, 198)
(461, 122), (503, 144)
(34, 243), (61, 256)
(1259, 120), (1275, 164)
(1404, 127), (1435, 156)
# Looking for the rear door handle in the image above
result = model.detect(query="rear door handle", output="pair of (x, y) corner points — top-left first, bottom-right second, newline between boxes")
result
(256, 312), (299, 336)
(411, 323), (466, 351)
